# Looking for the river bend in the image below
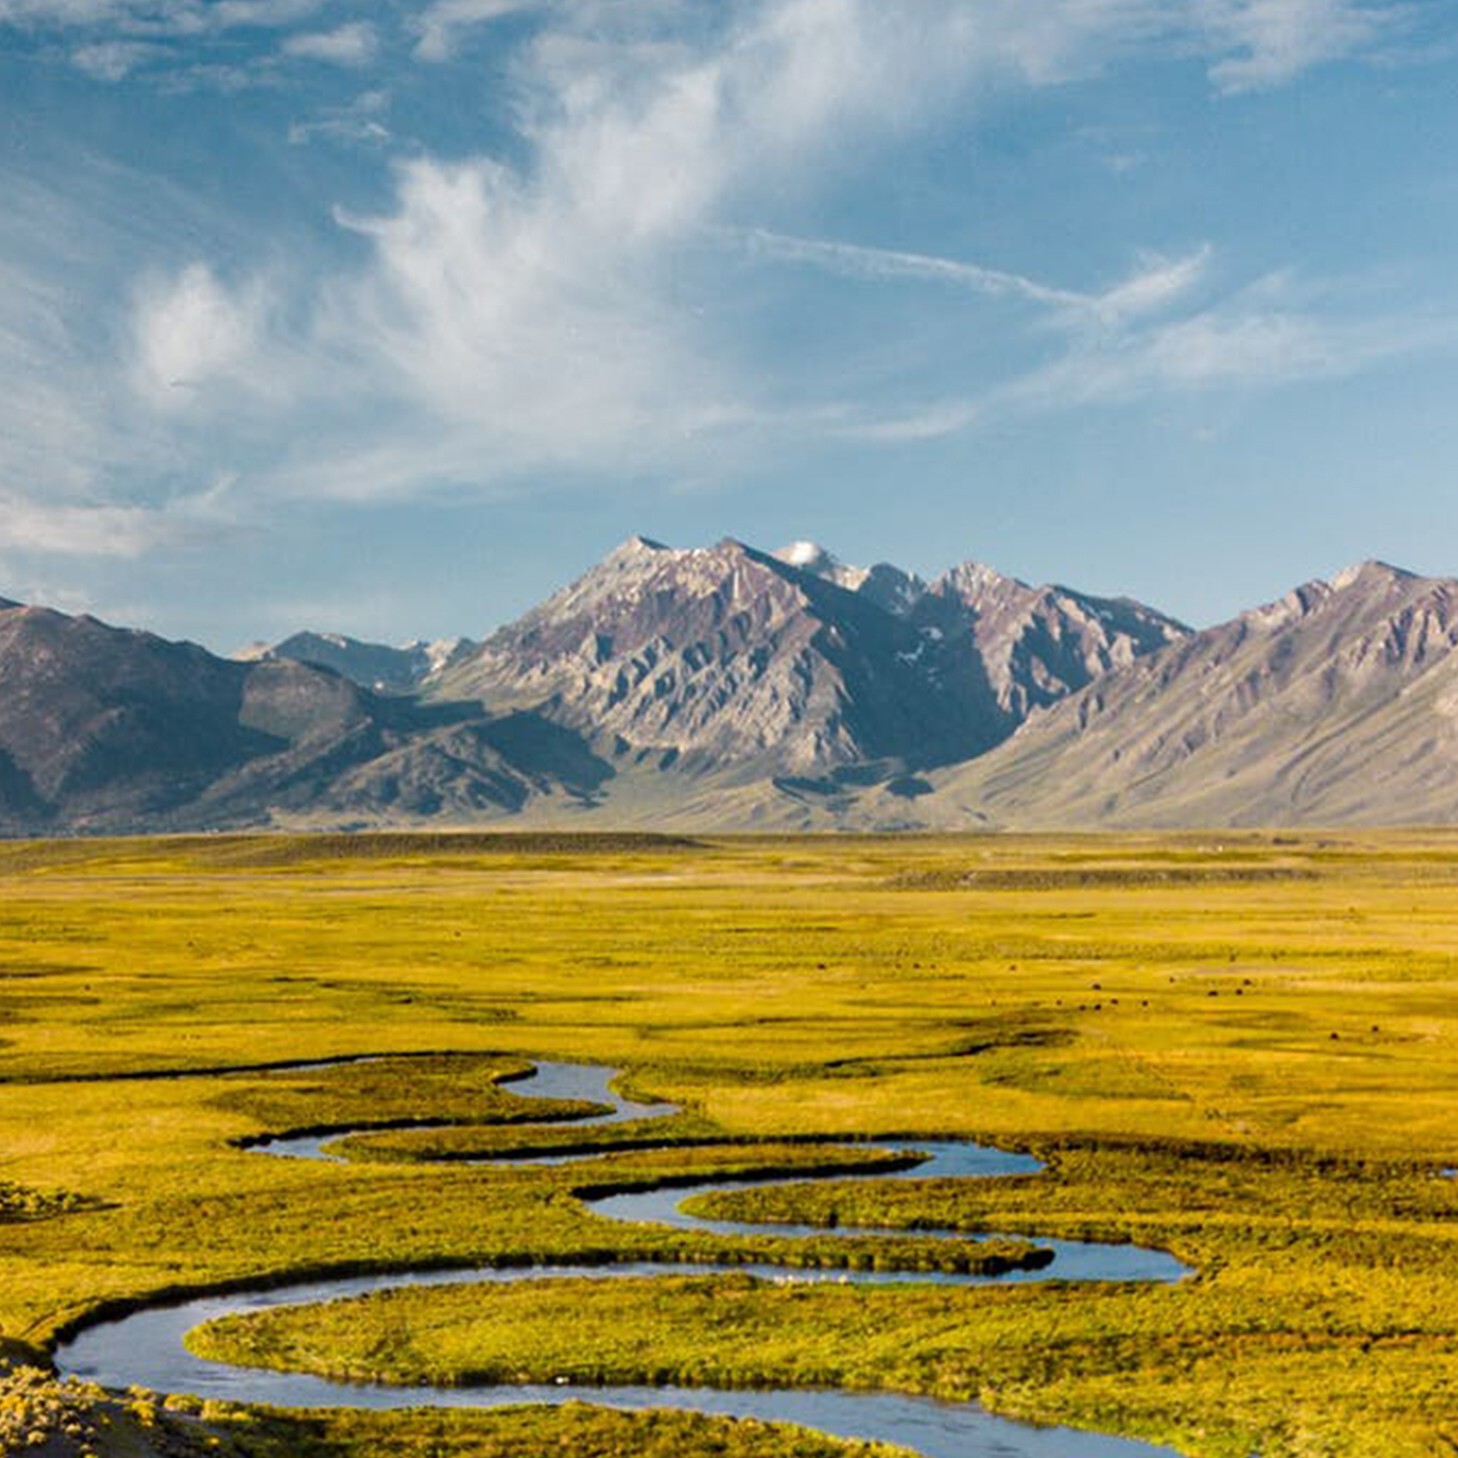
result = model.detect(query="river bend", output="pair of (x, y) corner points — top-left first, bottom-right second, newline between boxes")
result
(57, 1060), (1185, 1458)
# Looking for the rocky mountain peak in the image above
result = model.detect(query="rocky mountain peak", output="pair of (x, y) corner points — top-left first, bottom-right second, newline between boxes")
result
(907, 561), (1187, 724)
(233, 629), (479, 695)
(1244, 581), (1333, 631)
(770, 542), (928, 614)
(933, 560), (1022, 603)
(857, 562), (927, 616)
(606, 534), (671, 564)
(425, 534), (1186, 778)
(431, 534), (903, 772)
(1328, 560), (1417, 594)
(1246, 561), (1423, 634)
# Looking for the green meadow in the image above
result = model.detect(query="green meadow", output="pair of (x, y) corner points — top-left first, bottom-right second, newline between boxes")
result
(2, 830), (1458, 1456)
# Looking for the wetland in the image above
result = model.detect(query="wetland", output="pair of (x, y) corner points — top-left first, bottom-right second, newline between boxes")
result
(2, 831), (1458, 1455)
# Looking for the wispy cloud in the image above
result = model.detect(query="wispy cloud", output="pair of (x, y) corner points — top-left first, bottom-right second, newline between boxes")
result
(287, 88), (391, 148)
(413, 0), (545, 63)
(1090, 248), (1214, 322)
(847, 271), (1457, 443)
(282, 20), (377, 68)
(741, 229), (1089, 310)
(2, 0), (335, 85)
(1198, 0), (1398, 91)
(1052, 286), (1448, 398)
(0, 0), (1435, 548)
(206, 0), (324, 28)
(129, 263), (273, 406)
(0, 495), (190, 557)
(742, 229), (1213, 327)
(0, 157), (281, 555)
(69, 38), (163, 79)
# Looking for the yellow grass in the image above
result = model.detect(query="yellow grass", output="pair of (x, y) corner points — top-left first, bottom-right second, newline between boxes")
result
(0, 829), (1456, 1454)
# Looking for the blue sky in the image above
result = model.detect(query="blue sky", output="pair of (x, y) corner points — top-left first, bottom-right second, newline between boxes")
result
(2, 0), (1456, 651)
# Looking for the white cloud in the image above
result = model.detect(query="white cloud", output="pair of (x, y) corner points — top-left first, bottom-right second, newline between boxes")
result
(741, 229), (1089, 309)
(742, 229), (1212, 326)
(0, 469), (238, 558)
(413, 0), (544, 63)
(69, 38), (161, 78)
(282, 20), (377, 67)
(1090, 247), (1214, 324)
(1198, 0), (1394, 91)
(288, 88), (391, 147)
(849, 272), (1455, 444)
(0, 0), (1433, 537)
(0, 495), (180, 557)
(129, 262), (271, 406)
(299, 151), (735, 493)
(207, 0), (323, 27)
(1097, 292), (1433, 392)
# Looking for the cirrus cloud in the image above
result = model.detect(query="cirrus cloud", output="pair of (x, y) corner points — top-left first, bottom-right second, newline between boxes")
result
(0, 0), (1438, 548)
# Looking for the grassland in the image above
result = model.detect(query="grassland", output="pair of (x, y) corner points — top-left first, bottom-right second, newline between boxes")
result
(1, 830), (1458, 1455)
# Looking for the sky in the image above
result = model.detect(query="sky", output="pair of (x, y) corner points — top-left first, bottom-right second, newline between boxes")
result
(2, 0), (1457, 652)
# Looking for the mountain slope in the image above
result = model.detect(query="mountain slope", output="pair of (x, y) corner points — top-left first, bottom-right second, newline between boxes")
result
(0, 604), (287, 829)
(430, 536), (1185, 780)
(908, 561), (1187, 738)
(0, 603), (606, 833)
(931, 562), (1458, 826)
(431, 536), (981, 775)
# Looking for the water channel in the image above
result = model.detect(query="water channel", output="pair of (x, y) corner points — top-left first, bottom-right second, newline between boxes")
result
(57, 1061), (1187, 1458)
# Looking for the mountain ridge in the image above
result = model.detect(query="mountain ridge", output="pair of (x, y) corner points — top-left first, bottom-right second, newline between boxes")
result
(2, 544), (1455, 833)
(428, 535), (1188, 777)
(235, 630), (475, 694)
(929, 558), (1458, 827)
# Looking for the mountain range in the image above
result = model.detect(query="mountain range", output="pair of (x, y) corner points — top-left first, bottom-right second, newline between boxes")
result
(0, 538), (1452, 834)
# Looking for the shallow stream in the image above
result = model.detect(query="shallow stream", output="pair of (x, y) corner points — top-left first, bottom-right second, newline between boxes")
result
(57, 1060), (1186, 1458)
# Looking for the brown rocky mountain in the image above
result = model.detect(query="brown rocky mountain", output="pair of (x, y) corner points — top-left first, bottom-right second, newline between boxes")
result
(431, 536), (969, 777)
(0, 603), (285, 829)
(928, 561), (1458, 827)
(429, 536), (1186, 785)
(0, 602), (606, 834)
(6, 547), (1458, 834)
(907, 560), (1187, 736)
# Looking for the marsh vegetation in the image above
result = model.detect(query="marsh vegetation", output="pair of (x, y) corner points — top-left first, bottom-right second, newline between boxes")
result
(3, 830), (1458, 1454)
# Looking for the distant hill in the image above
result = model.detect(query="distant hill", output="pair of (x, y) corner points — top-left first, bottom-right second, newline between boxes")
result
(0, 602), (605, 834)
(235, 631), (474, 694)
(927, 561), (1458, 827)
(7, 544), (1458, 832)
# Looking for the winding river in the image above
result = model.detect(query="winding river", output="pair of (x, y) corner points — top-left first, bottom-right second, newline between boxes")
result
(56, 1061), (1187, 1458)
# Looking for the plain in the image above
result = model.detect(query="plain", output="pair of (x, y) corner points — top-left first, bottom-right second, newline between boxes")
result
(0, 830), (1456, 1456)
